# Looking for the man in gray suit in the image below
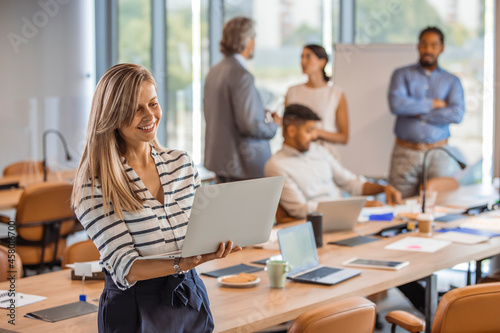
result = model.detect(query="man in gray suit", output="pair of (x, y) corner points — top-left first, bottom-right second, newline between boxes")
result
(204, 17), (280, 182)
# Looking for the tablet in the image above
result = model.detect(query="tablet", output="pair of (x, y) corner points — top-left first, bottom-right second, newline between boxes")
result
(342, 258), (409, 271)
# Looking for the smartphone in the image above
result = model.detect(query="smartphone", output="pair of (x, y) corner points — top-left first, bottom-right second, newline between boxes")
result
(342, 258), (409, 271)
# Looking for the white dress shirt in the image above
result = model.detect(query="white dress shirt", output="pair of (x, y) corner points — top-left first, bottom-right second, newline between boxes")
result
(264, 143), (365, 218)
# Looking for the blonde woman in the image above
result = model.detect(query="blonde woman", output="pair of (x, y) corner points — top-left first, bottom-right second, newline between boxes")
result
(285, 44), (348, 159)
(72, 63), (240, 332)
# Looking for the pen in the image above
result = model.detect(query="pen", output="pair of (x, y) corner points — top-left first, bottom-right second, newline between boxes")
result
(0, 295), (22, 303)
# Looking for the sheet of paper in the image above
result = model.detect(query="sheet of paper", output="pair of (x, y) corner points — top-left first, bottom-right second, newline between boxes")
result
(65, 260), (102, 273)
(461, 214), (500, 232)
(359, 206), (394, 222)
(0, 290), (47, 308)
(385, 237), (451, 253)
(433, 231), (490, 245)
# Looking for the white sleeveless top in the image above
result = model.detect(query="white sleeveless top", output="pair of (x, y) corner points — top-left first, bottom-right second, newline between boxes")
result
(285, 82), (344, 158)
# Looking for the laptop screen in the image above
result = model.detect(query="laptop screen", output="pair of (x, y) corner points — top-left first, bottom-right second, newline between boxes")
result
(278, 222), (319, 276)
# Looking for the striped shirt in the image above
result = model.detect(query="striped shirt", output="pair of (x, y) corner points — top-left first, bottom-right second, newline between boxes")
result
(75, 147), (200, 290)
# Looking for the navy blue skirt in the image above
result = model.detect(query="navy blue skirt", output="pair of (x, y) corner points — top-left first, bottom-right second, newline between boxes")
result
(98, 269), (214, 333)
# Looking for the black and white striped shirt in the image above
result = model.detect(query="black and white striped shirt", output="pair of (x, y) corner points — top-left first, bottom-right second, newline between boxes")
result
(76, 147), (200, 290)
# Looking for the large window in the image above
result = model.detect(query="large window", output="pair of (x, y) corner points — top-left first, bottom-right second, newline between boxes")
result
(355, 0), (491, 183)
(110, 0), (492, 181)
(118, 0), (151, 68)
(225, 0), (337, 106)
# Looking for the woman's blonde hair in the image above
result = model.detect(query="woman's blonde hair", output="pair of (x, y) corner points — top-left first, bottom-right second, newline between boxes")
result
(219, 16), (255, 56)
(72, 63), (161, 219)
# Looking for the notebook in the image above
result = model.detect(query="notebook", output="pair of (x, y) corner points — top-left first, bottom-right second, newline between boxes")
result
(24, 301), (98, 322)
(138, 176), (284, 259)
(316, 197), (367, 232)
(277, 222), (361, 286)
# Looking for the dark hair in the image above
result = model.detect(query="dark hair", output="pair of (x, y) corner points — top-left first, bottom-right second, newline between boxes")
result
(283, 104), (321, 130)
(220, 17), (256, 56)
(304, 44), (330, 82)
(419, 26), (444, 45)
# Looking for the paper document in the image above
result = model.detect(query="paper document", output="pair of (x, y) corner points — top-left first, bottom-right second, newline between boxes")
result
(433, 231), (489, 245)
(385, 237), (451, 253)
(359, 206), (394, 222)
(461, 214), (500, 232)
(0, 290), (46, 308)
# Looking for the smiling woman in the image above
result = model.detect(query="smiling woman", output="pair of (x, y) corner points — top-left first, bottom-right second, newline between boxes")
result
(71, 63), (240, 333)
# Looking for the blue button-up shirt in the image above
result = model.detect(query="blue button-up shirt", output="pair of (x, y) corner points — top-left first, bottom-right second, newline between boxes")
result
(388, 63), (465, 143)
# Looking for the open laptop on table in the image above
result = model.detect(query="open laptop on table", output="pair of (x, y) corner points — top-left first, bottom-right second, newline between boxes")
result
(139, 176), (284, 259)
(316, 197), (367, 232)
(277, 222), (361, 286)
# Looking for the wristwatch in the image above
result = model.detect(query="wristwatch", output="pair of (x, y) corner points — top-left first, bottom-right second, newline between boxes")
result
(173, 257), (189, 275)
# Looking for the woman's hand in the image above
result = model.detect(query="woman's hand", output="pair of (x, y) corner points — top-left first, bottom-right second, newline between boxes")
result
(179, 241), (242, 271)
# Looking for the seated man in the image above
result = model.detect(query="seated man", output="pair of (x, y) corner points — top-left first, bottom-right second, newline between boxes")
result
(265, 103), (401, 219)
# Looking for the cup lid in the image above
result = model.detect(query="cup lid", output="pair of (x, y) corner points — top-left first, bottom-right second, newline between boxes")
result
(416, 213), (434, 222)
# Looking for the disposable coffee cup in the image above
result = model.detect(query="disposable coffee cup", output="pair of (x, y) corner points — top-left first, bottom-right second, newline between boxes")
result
(417, 213), (434, 235)
(307, 212), (323, 248)
(265, 260), (291, 288)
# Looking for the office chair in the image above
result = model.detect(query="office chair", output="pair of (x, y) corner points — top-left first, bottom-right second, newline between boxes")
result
(422, 177), (459, 193)
(61, 239), (100, 268)
(3, 160), (46, 177)
(276, 205), (298, 224)
(385, 282), (500, 333)
(0, 245), (22, 281)
(288, 297), (376, 333)
(9, 182), (76, 274)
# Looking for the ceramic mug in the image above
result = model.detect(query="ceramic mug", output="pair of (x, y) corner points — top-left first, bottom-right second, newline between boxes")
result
(265, 260), (291, 288)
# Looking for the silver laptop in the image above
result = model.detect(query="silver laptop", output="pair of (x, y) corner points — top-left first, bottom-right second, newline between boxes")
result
(139, 176), (284, 259)
(316, 197), (367, 232)
(277, 222), (361, 286)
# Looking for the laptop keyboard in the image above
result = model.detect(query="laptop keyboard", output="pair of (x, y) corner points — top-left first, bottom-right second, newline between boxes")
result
(296, 267), (341, 280)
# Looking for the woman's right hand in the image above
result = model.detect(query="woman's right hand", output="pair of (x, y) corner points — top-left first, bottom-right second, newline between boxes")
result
(179, 241), (242, 271)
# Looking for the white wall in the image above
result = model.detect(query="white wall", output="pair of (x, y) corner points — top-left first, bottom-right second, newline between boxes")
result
(0, 0), (94, 172)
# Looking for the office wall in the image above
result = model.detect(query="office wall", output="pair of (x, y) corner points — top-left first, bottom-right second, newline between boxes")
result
(0, 0), (94, 173)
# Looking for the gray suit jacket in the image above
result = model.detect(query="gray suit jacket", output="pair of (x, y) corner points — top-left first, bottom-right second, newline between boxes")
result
(203, 56), (278, 179)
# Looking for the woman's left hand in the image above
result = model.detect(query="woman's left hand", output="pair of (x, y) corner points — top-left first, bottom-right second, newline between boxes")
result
(180, 241), (242, 271)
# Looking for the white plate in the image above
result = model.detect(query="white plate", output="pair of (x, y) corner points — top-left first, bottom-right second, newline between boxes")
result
(217, 275), (261, 288)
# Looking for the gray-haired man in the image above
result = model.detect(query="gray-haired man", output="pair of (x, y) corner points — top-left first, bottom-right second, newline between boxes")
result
(203, 17), (280, 183)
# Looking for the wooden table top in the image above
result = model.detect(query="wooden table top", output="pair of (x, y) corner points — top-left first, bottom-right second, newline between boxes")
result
(2, 218), (500, 333)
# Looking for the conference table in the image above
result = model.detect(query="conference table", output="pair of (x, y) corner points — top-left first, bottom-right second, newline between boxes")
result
(1, 210), (500, 333)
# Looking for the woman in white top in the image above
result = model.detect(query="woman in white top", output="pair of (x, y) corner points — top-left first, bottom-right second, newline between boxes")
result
(72, 63), (240, 332)
(285, 44), (348, 159)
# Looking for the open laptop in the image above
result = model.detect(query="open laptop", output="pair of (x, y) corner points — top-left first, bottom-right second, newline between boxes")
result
(139, 176), (284, 259)
(277, 222), (361, 286)
(316, 197), (367, 232)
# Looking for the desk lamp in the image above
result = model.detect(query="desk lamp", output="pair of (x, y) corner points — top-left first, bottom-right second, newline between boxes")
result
(42, 129), (72, 181)
(421, 146), (466, 213)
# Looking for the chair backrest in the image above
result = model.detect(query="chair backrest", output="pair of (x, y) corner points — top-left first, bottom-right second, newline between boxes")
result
(62, 239), (100, 268)
(3, 160), (45, 177)
(0, 245), (22, 281)
(432, 282), (500, 333)
(276, 205), (298, 224)
(14, 182), (75, 268)
(288, 297), (376, 333)
(15, 182), (75, 241)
